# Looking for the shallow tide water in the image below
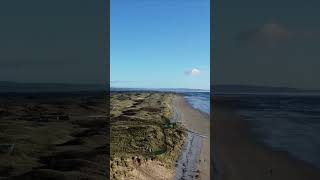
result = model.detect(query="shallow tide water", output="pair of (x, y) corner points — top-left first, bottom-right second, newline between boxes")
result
(184, 92), (210, 114)
(231, 94), (320, 169)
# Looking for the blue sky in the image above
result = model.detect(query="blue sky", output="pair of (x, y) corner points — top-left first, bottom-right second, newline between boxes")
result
(110, 0), (210, 90)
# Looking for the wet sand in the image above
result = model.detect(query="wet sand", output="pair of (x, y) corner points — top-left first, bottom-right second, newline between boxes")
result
(213, 98), (320, 180)
(173, 95), (210, 180)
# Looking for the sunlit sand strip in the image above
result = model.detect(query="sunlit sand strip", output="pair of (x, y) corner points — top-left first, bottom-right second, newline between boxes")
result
(173, 95), (210, 180)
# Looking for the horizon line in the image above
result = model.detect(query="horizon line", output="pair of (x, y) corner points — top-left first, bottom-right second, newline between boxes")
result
(110, 86), (210, 91)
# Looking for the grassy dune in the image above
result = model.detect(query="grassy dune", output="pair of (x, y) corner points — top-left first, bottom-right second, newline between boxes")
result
(0, 93), (108, 180)
(110, 92), (186, 179)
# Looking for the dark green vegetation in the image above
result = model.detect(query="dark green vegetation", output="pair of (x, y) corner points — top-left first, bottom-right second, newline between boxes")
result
(110, 93), (186, 179)
(0, 93), (108, 180)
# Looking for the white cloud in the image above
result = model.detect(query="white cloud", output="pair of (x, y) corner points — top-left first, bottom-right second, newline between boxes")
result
(185, 68), (201, 76)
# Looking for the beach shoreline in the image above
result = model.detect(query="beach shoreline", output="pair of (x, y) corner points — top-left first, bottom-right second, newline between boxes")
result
(173, 95), (210, 180)
(213, 97), (320, 180)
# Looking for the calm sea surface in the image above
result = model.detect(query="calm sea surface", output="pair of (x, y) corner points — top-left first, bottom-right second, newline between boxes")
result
(183, 92), (210, 115)
(229, 94), (320, 168)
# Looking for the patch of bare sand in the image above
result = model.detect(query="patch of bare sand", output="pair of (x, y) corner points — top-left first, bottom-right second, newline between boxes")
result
(173, 95), (210, 180)
(198, 137), (210, 180)
(128, 160), (175, 180)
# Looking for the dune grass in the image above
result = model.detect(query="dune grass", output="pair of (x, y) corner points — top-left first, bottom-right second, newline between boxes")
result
(110, 92), (186, 179)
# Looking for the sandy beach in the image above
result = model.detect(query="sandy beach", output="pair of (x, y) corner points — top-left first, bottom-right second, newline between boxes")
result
(173, 95), (210, 180)
(213, 97), (320, 180)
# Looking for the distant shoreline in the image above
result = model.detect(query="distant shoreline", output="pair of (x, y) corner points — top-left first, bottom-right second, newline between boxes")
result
(111, 88), (209, 93)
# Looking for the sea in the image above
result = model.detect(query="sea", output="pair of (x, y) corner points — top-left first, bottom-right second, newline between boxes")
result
(183, 92), (210, 115)
(228, 94), (320, 169)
